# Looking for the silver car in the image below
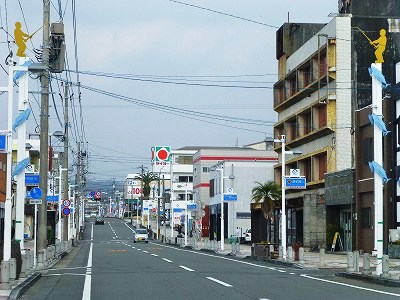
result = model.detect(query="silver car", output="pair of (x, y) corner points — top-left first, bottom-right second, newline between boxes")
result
(134, 228), (149, 243)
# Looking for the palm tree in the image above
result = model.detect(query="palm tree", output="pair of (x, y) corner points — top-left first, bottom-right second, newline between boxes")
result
(134, 171), (159, 200)
(251, 181), (281, 242)
(251, 181), (281, 219)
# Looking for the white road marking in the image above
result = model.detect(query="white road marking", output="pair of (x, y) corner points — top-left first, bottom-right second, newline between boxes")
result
(276, 269), (286, 273)
(301, 274), (400, 297)
(46, 266), (86, 271)
(43, 273), (85, 277)
(179, 265), (195, 272)
(82, 225), (93, 300)
(289, 272), (296, 275)
(151, 254), (158, 257)
(143, 250), (148, 253)
(162, 258), (172, 263)
(90, 224), (94, 241)
(206, 277), (232, 287)
(137, 248), (141, 251)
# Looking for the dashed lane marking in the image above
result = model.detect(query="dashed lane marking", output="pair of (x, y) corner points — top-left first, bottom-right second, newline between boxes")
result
(206, 277), (232, 287)
(179, 265), (195, 272)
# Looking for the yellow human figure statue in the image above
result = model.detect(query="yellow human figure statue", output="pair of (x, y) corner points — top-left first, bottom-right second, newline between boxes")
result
(370, 29), (387, 63)
(14, 22), (32, 57)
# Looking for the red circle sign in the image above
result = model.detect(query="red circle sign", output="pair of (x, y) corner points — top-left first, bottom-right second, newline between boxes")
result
(157, 148), (169, 160)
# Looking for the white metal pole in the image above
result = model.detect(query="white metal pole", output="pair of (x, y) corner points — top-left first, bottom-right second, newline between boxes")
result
(170, 154), (174, 239)
(15, 57), (29, 251)
(220, 168), (224, 251)
(281, 135), (287, 260)
(371, 63), (383, 275)
(72, 189), (75, 239)
(58, 165), (62, 241)
(68, 185), (71, 240)
(184, 186), (188, 246)
(34, 204), (37, 266)
(137, 199), (139, 228)
(4, 63), (15, 261)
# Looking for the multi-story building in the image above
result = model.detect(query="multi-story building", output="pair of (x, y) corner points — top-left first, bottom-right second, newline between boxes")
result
(273, 0), (400, 252)
(193, 147), (277, 239)
(151, 147), (198, 228)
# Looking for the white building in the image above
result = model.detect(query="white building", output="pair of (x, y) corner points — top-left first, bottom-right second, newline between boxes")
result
(192, 147), (278, 239)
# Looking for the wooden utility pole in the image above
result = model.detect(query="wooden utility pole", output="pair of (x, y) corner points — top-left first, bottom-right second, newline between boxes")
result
(38, 0), (51, 250)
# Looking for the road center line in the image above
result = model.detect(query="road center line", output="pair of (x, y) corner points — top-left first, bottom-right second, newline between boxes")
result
(143, 250), (148, 253)
(179, 265), (195, 272)
(151, 254), (158, 257)
(300, 274), (400, 297)
(206, 277), (232, 287)
(162, 258), (172, 263)
(82, 228), (93, 300)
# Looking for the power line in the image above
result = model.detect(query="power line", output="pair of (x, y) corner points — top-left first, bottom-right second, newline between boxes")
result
(167, 0), (279, 29)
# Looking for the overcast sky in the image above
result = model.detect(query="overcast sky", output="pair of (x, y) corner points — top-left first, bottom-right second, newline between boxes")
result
(0, 1), (338, 184)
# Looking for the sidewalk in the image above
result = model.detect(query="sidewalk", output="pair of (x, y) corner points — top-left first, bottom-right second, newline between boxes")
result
(165, 233), (400, 286)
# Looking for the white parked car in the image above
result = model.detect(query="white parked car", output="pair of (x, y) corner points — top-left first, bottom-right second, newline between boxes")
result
(134, 228), (149, 243)
(244, 229), (251, 243)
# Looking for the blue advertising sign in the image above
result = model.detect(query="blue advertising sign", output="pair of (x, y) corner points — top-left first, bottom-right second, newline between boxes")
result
(0, 135), (6, 152)
(285, 177), (306, 189)
(173, 208), (182, 212)
(223, 193), (238, 202)
(25, 174), (40, 186)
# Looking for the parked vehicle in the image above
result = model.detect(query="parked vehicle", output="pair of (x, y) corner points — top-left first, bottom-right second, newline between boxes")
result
(95, 216), (105, 225)
(160, 218), (170, 226)
(134, 228), (149, 243)
(244, 229), (251, 243)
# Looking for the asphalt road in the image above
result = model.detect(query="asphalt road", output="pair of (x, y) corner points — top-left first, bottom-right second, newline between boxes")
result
(20, 218), (400, 300)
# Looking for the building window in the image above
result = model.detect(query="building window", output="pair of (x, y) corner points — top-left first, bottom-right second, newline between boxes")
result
(203, 167), (209, 173)
(178, 176), (192, 183)
(209, 179), (215, 197)
(361, 207), (371, 228)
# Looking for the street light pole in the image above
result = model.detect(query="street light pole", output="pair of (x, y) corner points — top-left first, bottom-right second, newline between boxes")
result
(281, 136), (287, 260)
(57, 165), (68, 241)
(184, 184), (188, 246)
(220, 168), (224, 251)
(268, 134), (302, 261)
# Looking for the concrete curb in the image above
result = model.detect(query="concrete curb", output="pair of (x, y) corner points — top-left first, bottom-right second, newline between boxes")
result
(8, 273), (42, 300)
(336, 272), (400, 287)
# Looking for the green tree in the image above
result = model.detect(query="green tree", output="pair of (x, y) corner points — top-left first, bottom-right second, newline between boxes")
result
(251, 181), (281, 220)
(134, 171), (159, 199)
(251, 181), (281, 242)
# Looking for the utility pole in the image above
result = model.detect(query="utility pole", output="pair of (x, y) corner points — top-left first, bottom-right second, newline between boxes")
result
(62, 83), (69, 241)
(76, 142), (81, 236)
(38, 0), (51, 250)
